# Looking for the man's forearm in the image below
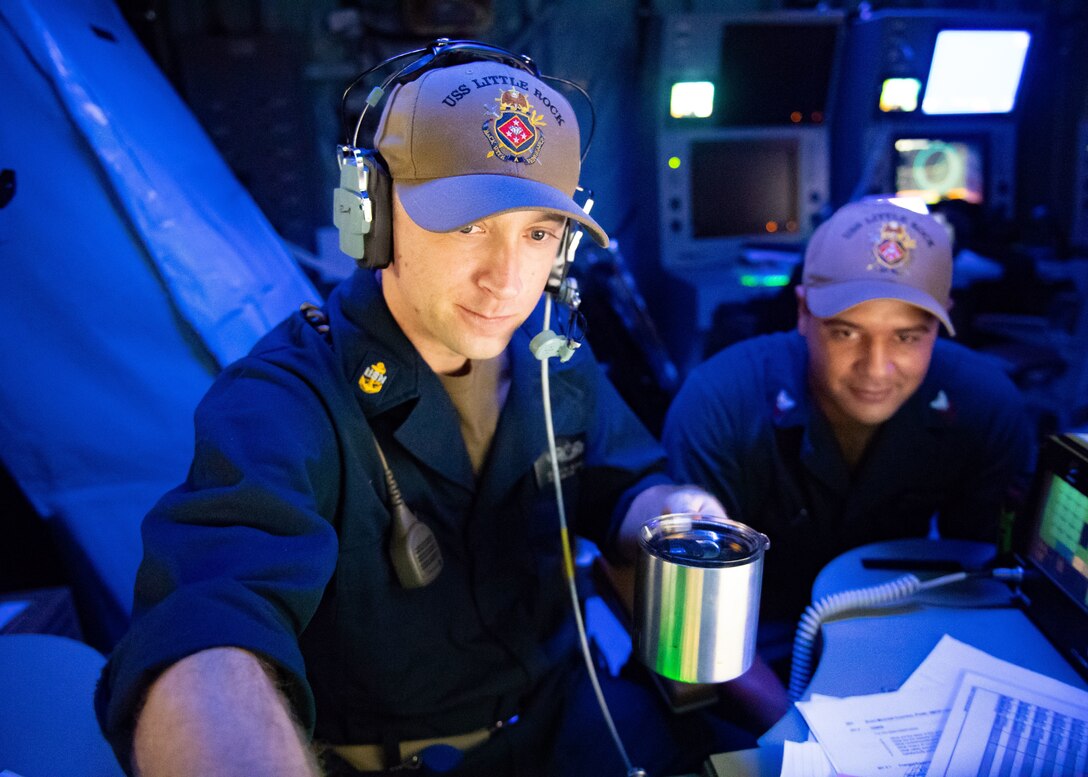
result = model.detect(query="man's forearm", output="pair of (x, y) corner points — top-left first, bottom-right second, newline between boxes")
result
(132, 647), (321, 777)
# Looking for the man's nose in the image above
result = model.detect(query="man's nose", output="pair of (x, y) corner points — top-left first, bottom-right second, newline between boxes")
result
(477, 240), (522, 299)
(859, 340), (893, 379)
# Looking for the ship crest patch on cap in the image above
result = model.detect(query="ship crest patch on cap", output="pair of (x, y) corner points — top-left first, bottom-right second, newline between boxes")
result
(482, 88), (546, 164)
(868, 219), (917, 272)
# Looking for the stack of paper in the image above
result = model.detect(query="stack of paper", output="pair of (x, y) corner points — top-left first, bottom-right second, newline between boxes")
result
(785, 635), (1088, 777)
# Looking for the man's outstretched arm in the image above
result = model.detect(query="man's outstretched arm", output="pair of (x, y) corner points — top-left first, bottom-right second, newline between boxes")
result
(132, 647), (321, 777)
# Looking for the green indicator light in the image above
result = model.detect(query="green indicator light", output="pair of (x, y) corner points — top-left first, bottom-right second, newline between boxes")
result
(668, 156), (681, 170)
(740, 274), (792, 288)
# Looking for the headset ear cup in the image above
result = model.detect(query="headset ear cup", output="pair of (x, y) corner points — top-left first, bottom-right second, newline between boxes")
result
(359, 151), (393, 269)
(333, 147), (394, 269)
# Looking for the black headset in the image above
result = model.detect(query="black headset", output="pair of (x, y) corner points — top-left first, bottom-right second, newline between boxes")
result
(331, 38), (596, 271)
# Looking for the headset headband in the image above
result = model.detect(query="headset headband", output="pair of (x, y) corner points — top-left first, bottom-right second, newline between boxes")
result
(339, 38), (595, 162)
(332, 39), (604, 268)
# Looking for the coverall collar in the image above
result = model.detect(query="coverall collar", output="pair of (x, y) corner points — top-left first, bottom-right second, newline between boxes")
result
(327, 270), (577, 498)
(331, 269), (475, 491)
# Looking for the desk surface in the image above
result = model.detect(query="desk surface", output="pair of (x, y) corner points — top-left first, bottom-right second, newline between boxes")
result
(810, 538), (1083, 692)
(750, 539), (1088, 758)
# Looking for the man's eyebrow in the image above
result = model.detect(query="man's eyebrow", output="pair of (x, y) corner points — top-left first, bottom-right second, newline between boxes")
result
(819, 318), (934, 333)
(820, 317), (859, 329)
(895, 323), (934, 334)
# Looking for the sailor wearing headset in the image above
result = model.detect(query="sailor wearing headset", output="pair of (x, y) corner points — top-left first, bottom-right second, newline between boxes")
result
(96, 43), (755, 777)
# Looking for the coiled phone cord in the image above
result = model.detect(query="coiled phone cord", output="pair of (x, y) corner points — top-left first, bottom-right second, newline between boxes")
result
(787, 567), (1025, 701)
(539, 294), (647, 777)
(787, 571), (965, 701)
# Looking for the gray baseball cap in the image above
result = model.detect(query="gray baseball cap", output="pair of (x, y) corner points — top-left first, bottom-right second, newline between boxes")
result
(373, 60), (608, 247)
(802, 200), (955, 335)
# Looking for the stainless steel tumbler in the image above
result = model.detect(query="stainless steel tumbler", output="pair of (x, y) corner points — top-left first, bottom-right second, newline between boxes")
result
(634, 513), (770, 683)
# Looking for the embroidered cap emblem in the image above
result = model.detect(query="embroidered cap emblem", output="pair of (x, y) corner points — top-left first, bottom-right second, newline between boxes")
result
(869, 220), (917, 272)
(482, 88), (547, 164)
(358, 361), (388, 395)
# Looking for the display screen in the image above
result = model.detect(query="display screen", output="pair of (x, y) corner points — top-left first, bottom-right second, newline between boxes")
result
(879, 78), (922, 113)
(921, 29), (1031, 115)
(690, 138), (799, 238)
(716, 22), (839, 126)
(1018, 435), (1088, 679)
(894, 138), (984, 205)
(1030, 474), (1088, 612)
(670, 81), (715, 119)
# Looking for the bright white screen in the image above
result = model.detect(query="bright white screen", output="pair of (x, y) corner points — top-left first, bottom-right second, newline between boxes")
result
(921, 30), (1030, 115)
(670, 81), (715, 119)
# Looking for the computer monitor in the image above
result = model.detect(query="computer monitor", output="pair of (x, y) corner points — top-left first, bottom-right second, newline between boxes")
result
(873, 28), (1031, 118)
(657, 127), (828, 271)
(690, 137), (799, 239)
(714, 20), (840, 127)
(921, 29), (1031, 116)
(830, 10), (1036, 216)
(893, 138), (984, 206)
(655, 12), (842, 271)
(1019, 433), (1088, 679)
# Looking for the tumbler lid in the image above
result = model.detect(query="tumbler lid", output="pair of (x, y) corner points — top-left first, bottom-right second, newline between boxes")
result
(639, 514), (769, 569)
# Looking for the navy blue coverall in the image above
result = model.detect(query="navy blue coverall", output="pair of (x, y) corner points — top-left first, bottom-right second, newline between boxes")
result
(97, 270), (752, 776)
